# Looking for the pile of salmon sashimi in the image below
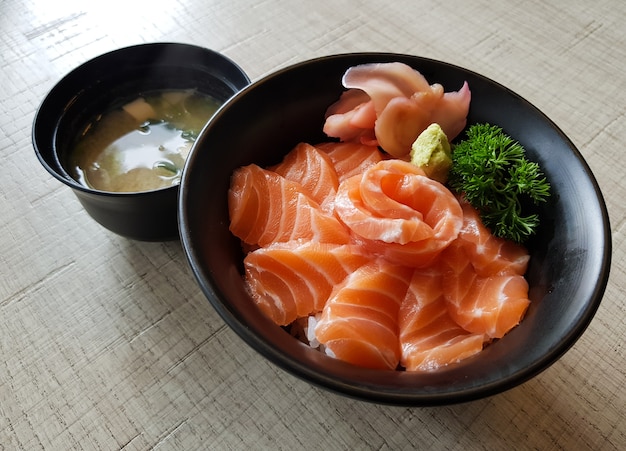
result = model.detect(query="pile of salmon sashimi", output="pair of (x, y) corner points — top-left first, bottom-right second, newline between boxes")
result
(227, 62), (532, 372)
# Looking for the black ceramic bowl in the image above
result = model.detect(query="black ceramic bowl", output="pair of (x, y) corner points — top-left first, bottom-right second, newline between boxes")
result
(179, 53), (611, 405)
(33, 42), (250, 241)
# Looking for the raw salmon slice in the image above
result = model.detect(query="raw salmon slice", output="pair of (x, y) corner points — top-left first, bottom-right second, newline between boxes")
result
(334, 159), (463, 267)
(270, 142), (339, 211)
(228, 164), (350, 247)
(439, 243), (530, 339)
(314, 259), (414, 370)
(399, 268), (486, 371)
(456, 199), (530, 276)
(315, 141), (385, 182)
(244, 241), (371, 326)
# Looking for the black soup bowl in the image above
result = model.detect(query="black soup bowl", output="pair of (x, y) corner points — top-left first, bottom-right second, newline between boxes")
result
(179, 53), (611, 405)
(33, 43), (250, 241)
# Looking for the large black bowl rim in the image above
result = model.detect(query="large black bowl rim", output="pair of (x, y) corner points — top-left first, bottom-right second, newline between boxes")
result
(32, 42), (250, 198)
(179, 52), (612, 406)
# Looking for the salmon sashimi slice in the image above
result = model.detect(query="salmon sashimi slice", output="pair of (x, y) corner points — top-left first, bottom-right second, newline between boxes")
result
(439, 243), (531, 339)
(270, 142), (339, 211)
(314, 259), (414, 370)
(228, 164), (351, 247)
(399, 268), (486, 372)
(244, 241), (371, 326)
(315, 141), (385, 182)
(334, 159), (463, 267)
(456, 199), (530, 276)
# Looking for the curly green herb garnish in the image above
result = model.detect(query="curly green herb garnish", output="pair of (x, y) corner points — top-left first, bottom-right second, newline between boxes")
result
(448, 123), (551, 243)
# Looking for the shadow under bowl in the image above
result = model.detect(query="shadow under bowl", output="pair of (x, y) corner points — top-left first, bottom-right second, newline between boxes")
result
(179, 53), (611, 405)
(33, 42), (250, 241)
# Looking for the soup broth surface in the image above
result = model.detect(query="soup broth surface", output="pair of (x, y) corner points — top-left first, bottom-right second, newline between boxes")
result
(69, 89), (221, 192)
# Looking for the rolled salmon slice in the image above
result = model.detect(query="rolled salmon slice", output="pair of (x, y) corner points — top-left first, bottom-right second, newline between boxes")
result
(314, 259), (413, 370)
(334, 159), (463, 267)
(399, 268), (486, 371)
(244, 241), (371, 326)
(228, 164), (350, 247)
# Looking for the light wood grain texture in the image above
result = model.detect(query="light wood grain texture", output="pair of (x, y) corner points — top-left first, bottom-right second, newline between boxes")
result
(1, 0), (624, 449)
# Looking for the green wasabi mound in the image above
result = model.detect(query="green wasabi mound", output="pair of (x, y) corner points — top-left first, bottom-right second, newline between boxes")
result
(409, 123), (452, 183)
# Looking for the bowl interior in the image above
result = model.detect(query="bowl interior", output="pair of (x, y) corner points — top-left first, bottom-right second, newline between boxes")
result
(179, 53), (611, 405)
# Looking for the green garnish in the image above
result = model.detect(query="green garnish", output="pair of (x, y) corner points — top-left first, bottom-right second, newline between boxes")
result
(448, 123), (551, 243)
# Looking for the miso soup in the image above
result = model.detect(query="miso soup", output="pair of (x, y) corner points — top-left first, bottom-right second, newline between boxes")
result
(68, 89), (221, 193)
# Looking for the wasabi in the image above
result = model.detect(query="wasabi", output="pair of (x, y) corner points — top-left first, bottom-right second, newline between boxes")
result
(409, 123), (452, 183)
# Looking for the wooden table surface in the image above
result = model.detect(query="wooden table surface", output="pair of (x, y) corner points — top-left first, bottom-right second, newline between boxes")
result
(1, 0), (624, 449)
